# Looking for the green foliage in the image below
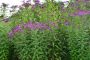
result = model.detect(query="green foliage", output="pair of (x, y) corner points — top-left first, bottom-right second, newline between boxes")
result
(12, 29), (61, 60)
(0, 1), (90, 60)
(0, 26), (9, 60)
(67, 29), (90, 60)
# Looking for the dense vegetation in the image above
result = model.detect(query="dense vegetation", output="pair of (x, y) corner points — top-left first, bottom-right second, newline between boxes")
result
(0, 0), (90, 60)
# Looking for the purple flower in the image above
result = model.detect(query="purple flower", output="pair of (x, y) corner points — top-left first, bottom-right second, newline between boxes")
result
(8, 21), (51, 38)
(40, 23), (50, 30)
(35, 0), (40, 5)
(34, 22), (42, 29)
(70, 10), (90, 16)
(8, 25), (23, 38)
(24, 21), (50, 30)
(12, 25), (22, 33)
(24, 21), (36, 30)
(28, 22), (35, 29)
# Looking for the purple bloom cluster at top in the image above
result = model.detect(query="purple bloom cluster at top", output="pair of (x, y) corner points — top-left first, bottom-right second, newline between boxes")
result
(70, 10), (90, 16)
(23, 21), (50, 30)
(8, 21), (50, 38)
(8, 20), (70, 38)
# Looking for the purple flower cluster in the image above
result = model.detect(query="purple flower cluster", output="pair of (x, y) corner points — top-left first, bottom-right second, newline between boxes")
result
(8, 25), (22, 38)
(8, 20), (71, 38)
(70, 10), (90, 16)
(23, 21), (50, 30)
(8, 21), (50, 38)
